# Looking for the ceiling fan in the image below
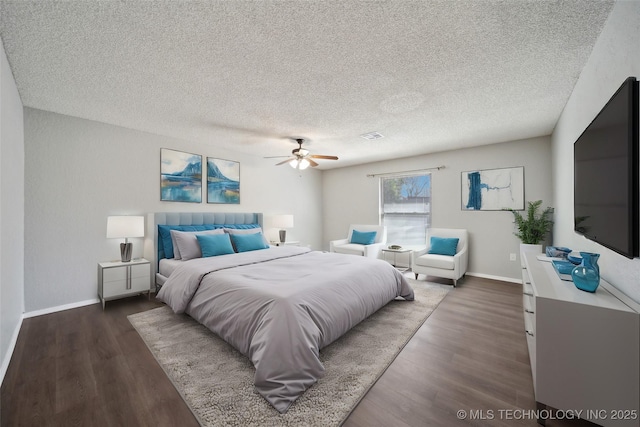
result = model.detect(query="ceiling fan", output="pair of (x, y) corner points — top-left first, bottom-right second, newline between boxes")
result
(267, 138), (338, 170)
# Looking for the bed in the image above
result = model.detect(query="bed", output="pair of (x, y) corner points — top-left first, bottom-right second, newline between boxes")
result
(148, 212), (414, 413)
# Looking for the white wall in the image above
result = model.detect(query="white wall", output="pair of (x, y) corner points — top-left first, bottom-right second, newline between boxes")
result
(323, 136), (552, 282)
(24, 108), (323, 313)
(0, 40), (25, 382)
(552, 0), (640, 303)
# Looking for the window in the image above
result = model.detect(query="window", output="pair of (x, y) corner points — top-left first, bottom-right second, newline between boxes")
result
(380, 174), (431, 246)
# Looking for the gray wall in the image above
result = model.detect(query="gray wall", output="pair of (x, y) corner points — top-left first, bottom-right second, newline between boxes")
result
(552, 0), (640, 303)
(322, 136), (553, 282)
(0, 40), (25, 381)
(24, 108), (324, 313)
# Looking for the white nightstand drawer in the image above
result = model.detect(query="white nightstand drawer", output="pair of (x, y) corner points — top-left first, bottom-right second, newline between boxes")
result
(131, 276), (150, 292)
(98, 259), (150, 308)
(103, 279), (128, 298)
(103, 277), (149, 298)
(103, 267), (126, 283)
(103, 263), (149, 282)
(130, 263), (149, 279)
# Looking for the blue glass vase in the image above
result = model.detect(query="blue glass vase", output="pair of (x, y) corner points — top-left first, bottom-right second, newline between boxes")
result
(571, 252), (600, 292)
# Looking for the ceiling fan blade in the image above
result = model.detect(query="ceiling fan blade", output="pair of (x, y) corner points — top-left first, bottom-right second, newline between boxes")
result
(309, 155), (339, 160)
(264, 155), (292, 159)
(307, 158), (319, 167)
(275, 158), (295, 166)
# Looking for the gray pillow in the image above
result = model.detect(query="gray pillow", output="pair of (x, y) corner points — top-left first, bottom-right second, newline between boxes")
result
(170, 228), (225, 260)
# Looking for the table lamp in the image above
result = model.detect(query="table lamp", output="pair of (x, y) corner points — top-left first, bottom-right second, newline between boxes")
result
(106, 216), (145, 262)
(271, 214), (294, 244)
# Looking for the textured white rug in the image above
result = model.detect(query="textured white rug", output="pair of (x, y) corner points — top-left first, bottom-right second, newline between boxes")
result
(128, 280), (449, 426)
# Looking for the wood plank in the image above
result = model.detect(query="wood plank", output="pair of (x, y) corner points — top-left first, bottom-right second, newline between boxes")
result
(2, 280), (592, 426)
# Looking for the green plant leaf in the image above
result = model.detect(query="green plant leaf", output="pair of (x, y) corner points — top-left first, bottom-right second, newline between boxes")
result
(507, 200), (554, 244)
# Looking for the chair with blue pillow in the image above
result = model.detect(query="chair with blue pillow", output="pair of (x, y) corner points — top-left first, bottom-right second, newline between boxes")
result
(329, 224), (387, 259)
(411, 228), (468, 287)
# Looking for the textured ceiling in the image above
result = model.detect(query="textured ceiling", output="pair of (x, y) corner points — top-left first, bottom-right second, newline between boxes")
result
(0, 0), (614, 169)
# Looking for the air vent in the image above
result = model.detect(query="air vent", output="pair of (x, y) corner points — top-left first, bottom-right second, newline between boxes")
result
(360, 131), (384, 140)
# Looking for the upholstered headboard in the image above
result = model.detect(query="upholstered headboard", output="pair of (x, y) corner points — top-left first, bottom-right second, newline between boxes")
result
(144, 212), (263, 288)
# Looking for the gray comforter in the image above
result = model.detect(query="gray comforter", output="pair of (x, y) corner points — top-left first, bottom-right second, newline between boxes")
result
(157, 246), (414, 413)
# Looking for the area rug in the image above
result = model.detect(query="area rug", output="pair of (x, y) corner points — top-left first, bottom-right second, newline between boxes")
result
(128, 280), (449, 426)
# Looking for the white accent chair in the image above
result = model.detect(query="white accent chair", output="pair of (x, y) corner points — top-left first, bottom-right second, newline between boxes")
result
(412, 228), (468, 287)
(329, 224), (387, 259)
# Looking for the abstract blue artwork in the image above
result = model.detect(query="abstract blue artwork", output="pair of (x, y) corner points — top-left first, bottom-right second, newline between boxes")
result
(461, 166), (524, 211)
(160, 148), (202, 203)
(207, 157), (240, 204)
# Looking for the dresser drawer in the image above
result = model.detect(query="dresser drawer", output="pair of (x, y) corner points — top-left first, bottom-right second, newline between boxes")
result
(524, 310), (535, 337)
(523, 293), (535, 314)
(523, 282), (534, 296)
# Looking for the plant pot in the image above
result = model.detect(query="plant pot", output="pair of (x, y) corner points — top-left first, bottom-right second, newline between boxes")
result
(520, 243), (543, 268)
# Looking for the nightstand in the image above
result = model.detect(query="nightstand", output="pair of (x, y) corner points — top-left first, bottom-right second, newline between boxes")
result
(98, 258), (151, 309)
(271, 241), (300, 247)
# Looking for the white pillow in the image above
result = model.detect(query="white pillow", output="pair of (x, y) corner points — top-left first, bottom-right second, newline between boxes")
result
(170, 229), (225, 261)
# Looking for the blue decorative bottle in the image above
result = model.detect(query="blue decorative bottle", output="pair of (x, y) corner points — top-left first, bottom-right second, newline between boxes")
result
(571, 252), (600, 292)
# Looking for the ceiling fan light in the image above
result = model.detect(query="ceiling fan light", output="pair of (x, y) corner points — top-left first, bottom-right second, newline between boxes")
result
(289, 159), (299, 169)
(299, 159), (310, 170)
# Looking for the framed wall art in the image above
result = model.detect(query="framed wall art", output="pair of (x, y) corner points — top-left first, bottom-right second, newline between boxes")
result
(461, 166), (524, 211)
(160, 148), (202, 203)
(207, 157), (240, 204)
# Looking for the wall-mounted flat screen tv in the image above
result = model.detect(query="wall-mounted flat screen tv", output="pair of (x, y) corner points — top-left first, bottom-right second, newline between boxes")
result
(574, 76), (639, 259)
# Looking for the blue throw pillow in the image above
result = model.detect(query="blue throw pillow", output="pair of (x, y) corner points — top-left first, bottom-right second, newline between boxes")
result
(350, 230), (377, 245)
(230, 232), (269, 252)
(428, 237), (459, 256)
(196, 233), (235, 257)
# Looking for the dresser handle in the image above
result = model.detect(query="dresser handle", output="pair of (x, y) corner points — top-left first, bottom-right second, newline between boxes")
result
(523, 292), (533, 296)
(525, 309), (534, 314)
(526, 330), (534, 337)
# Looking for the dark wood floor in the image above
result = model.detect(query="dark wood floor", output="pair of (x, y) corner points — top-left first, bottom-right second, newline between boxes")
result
(1, 276), (593, 427)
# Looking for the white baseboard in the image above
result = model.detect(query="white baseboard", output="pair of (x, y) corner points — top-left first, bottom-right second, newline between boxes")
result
(466, 271), (522, 284)
(1, 315), (23, 386)
(23, 298), (100, 319)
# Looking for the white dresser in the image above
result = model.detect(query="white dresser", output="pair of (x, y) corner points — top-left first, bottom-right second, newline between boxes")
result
(98, 258), (151, 309)
(522, 252), (639, 426)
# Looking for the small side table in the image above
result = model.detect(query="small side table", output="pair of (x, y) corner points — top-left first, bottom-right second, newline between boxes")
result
(271, 241), (300, 247)
(381, 248), (413, 273)
(98, 258), (151, 309)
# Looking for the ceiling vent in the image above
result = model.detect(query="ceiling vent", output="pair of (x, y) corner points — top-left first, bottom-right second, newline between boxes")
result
(360, 131), (384, 140)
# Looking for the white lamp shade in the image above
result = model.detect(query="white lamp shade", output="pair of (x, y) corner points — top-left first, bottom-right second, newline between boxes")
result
(289, 158), (310, 170)
(298, 159), (310, 170)
(271, 214), (294, 229)
(106, 216), (145, 238)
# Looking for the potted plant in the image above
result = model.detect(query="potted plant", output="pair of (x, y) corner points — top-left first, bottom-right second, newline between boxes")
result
(508, 200), (554, 265)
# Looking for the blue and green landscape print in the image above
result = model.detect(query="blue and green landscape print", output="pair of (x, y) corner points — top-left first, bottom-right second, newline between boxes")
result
(207, 157), (239, 204)
(160, 148), (202, 203)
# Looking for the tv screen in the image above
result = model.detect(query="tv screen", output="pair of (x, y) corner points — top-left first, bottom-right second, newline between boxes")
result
(574, 77), (639, 259)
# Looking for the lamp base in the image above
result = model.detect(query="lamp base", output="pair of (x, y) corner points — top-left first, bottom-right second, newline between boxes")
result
(120, 242), (132, 262)
(279, 229), (286, 244)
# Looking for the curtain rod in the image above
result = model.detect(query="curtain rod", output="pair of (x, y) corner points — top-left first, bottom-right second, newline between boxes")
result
(366, 165), (446, 178)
